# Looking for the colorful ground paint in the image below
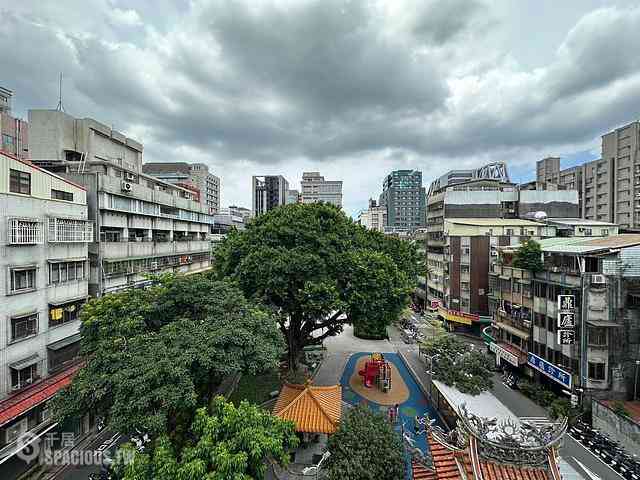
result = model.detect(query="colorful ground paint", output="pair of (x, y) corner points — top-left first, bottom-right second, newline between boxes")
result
(340, 352), (442, 458)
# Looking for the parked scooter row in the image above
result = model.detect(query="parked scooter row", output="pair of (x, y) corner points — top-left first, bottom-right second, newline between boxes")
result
(501, 370), (518, 389)
(569, 420), (640, 480)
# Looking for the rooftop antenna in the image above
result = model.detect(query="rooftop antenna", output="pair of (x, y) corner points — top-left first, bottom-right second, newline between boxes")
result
(56, 72), (65, 112)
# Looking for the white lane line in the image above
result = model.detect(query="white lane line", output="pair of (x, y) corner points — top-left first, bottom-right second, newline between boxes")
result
(568, 434), (625, 480)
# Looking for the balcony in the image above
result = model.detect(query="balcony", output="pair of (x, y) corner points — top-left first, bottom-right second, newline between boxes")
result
(100, 240), (210, 260)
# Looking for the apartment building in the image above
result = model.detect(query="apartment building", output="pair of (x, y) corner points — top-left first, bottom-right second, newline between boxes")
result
(28, 110), (212, 296)
(252, 175), (289, 216)
(221, 205), (252, 221)
(357, 199), (387, 232)
(141, 162), (220, 214)
(0, 87), (28, 160)
(378, 170), (426, 232)
(300, 172), (342, 208)
(488, 235), (640, 401)
(536, 121), (640, 229)
(429, 218), (557, 330)
(0, 151), (91, 472)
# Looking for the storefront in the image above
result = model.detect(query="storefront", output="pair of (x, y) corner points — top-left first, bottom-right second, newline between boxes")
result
(489, 342), (528, 373)
(438, 307), (492, 335)
(527, 352), (572, 390)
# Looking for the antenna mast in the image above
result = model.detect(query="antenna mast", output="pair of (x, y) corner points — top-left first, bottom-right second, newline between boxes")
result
(56, 72), (65, 112)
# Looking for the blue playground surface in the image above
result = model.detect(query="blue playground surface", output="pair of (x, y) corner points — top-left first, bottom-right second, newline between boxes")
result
(340, 352), (442, 458)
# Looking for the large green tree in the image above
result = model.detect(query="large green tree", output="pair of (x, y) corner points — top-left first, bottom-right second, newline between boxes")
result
(214, 203), (418, 368)
(53, 275), (284, 440)
(513, 239), (544, 272)
(325, 406), (405, 480)
(113, 399), (298, 480)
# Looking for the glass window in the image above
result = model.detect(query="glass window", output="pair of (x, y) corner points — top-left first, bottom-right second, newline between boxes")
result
(588, 362), (606, 381)
(10, 267), (36, 293)
(49, 301), (83, 328)
(11, 364), (39, 390)
(11, 313), (38, 341)
(9, 169), (31, 195)
(51, 189), (74, 201)
(588, 327), (607, 346)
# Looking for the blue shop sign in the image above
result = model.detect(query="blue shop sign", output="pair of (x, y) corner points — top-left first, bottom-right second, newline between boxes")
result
(527, 352), (572, 389)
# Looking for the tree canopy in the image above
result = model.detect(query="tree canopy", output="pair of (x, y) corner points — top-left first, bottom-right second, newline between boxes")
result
(325, 406), (405, 480)
(420, 335), (493, 395)
(53, 274), (284, 439)
(513, 239), (544, 272)
(113, 399), (299, 480)
(214, 203), (418, 368)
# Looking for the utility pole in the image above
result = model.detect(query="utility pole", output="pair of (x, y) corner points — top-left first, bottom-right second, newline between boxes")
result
(634, 360), (640, 401)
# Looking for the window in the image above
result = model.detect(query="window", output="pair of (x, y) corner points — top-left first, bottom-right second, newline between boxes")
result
(11, 363), (39, 391)
(48, 339), (81, 372)
(49, 261), (85, 285)
(51, 189), (74, 201)
(2, 133), (15, 145)
(9, 169), (30, 195)
(10, 267), (36, 293)
(48, 218), (93, 242)
(602, 229), (609, 236)
(588, 362), (606, 381)
(8, 218), (43, 244)
(5, 418), (28, 443)
(49, 301), (84, 328)
(11, 313), (38, 341)
(588, 327), (608, 346)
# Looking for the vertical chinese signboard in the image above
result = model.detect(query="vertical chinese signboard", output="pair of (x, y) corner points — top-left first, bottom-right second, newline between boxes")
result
(557, 294), (576, 345)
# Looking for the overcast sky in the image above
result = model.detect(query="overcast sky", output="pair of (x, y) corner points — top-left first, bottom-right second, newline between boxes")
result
(3, 0), (640, 216)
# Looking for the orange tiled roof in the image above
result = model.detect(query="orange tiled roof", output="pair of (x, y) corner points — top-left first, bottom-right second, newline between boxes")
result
(426, 434), (557, 480)
(273, 383), (341, 434)
(412, 460), (438, 480)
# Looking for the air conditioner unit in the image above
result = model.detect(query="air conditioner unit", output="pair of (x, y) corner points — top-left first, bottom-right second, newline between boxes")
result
(150, 261), (158, 270)
(125, 172), (137, 181)
(591, 274), (606, 285)
(551, 266), (560, 273)
(121, 181), (132, 192)
(187, 256), (193, 263)
(491, 251), (499, 257)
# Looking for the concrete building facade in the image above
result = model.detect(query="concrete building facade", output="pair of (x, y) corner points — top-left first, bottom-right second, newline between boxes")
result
(536, 121), (640, 229)
(142, 162), (220, 214)
(252, 175), (289, 216)
(357, 199), (387, 232)
(0, 151), (90, 470)
(489, 235), (640, 401)
(28, 110), (212, 296)
(0, 87), (28, 160)
(378, 170), (426, 231)
(300, 172), (342, 208)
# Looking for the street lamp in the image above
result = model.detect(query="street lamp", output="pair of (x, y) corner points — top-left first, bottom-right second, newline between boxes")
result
(424, 354), (439, 375)
(302, 451), (330, 480)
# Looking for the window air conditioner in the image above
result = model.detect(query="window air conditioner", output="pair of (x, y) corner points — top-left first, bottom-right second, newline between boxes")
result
(150, 261), (159, 270)
(591, 274), (606, 285)
(491, 251), (498, 257)
(121, 181), (133, 192)
(125, 172), (137, 181)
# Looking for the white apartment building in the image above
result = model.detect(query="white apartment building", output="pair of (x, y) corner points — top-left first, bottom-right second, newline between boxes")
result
(28, 110), (213, 296)
(0, 151), (91, 470)
(300, 172), (342, 208)
(358, 199), (386, 232)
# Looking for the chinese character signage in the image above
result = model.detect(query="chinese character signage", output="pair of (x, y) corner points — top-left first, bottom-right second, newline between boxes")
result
(557, 329), (575, 345)
(558, 295), (575, 312)
(557, 312), (576, 328)
(527, 352), (572, 388)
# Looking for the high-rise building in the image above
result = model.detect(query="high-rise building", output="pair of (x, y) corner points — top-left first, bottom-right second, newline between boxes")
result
(536, 120), (640, 229)
(252, 175), (289, 216)
(378, 170), (426, 232)
(357, 199), (387, 232)
(0, 87), (28, 159)
(28, 109), (213, 296)
(141, 162), (220, 214)
(286, 189), (300, 205)
(0, 151), (91, 471)
(300, 172), (342, 207)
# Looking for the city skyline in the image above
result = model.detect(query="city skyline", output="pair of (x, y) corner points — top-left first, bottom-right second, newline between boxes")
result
(3, 1), (640, 217)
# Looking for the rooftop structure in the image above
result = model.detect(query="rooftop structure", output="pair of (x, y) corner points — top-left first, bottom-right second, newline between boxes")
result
(273, 383), (342, 434)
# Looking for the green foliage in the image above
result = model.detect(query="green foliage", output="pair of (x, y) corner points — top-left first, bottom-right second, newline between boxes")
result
(228, 372), (282, 406)
(420, 336), (493, 395)
(214, 203), (418, 367)
(513, 239), (544, 273)
(326, 406), (404, 480)
(53, 275), (284, 439)
(113, 399), (299, 480)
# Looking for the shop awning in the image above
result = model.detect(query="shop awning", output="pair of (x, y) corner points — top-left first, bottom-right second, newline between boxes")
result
(9, 354), (40, 370)
(47, 257), (88, 263)
(495, 321), (530, 340)
(47, 333), (81, 351)
(586, 320), (621, 327)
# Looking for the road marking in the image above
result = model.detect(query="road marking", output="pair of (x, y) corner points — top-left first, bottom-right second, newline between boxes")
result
(573, 457), (602, 480)
(568, 434), (624, 480)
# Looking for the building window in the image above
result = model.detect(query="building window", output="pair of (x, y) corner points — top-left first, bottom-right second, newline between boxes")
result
(5, 418), (28, 443)
(588, 362), (606, 381)
(588, 327), (607, 346)
(9, 267), (37, 294)
(9, 169), (31, 195)
(51, 189), (74, 201)
(11, 363), (39, 391)
(48, 218), (93, 242)
(49, 301), (84, 328)
(48, 338), (81, 372)
(49, 261), (85, 285)
(11, 313), (38, 341)
(8, 218), (43, 244)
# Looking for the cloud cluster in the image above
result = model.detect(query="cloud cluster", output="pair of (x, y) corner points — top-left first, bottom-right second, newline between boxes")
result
(2, 0), (640, 215)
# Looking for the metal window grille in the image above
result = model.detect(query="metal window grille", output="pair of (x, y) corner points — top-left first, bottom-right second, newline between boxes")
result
(48, 218), (94, 242)
(8, 218), (43, 244)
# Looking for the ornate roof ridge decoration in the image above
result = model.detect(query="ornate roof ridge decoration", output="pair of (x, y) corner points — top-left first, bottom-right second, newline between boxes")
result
(456, 403), (568, 467)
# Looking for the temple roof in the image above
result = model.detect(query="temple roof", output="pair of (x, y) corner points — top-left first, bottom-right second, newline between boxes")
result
(273, 383), (342, 434)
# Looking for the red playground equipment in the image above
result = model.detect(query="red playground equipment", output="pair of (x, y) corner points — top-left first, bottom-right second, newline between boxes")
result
(358, 353), (392, 392)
